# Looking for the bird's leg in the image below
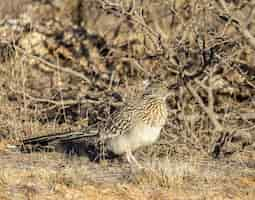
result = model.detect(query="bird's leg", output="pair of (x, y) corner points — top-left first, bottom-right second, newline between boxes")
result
(130, 152), (143, 169)
(126, 150), (132, 164)
(126, 151), (143, 169)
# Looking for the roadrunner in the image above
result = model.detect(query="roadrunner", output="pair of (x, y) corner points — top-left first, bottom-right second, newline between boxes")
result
(22, 81), (170, 167)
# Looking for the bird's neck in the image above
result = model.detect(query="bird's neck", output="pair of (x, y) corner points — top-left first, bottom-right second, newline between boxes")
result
(142, 96), (168, 127)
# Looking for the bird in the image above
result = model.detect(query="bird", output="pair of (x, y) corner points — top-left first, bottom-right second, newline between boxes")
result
(21, 81), (170, 167)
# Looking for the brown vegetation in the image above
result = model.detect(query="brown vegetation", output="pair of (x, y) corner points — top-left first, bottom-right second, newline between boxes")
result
(0, 0), (255, 199)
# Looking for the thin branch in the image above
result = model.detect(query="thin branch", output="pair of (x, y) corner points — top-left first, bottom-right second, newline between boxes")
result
(186, 82), (223, 132)
(14, 45), (92, 84)
(216, 0), (255, 50)
(239, 28), (255, 50)
(99, 0), (162, 50)
(9, 86), (123, 111)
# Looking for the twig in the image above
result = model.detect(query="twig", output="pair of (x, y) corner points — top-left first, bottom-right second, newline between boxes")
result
(238, 28), (255, 50)
(9, 86), (123, 112)
(14, 45), (92, 84)
(216, 0), (255, 50)
(99, 0), (162, 50)
(186, 82), (223, 132)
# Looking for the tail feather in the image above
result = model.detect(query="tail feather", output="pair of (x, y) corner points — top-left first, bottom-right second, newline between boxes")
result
(22, 129), (98, 146)
(19, 126), (114, 160)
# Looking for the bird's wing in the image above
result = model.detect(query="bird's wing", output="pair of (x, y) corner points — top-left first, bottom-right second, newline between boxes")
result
(100, 102), (139, 140)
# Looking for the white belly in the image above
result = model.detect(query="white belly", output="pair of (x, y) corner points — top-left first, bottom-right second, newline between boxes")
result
(107, 124), (162, 155)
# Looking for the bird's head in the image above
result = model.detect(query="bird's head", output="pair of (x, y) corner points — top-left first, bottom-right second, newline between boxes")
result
(143, 80), (171, 100)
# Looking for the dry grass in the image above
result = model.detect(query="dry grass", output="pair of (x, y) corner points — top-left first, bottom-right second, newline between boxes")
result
(0, 0), (255, 199)
(0, 152), (254, 200)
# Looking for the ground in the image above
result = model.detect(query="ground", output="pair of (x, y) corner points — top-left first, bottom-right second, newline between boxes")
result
(1, 149), (254, 200)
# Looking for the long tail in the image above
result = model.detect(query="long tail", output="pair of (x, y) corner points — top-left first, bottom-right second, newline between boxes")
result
(17, 126), (101, 159)
(9, 126), (112, 160)
(21, 126), (99, 146)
